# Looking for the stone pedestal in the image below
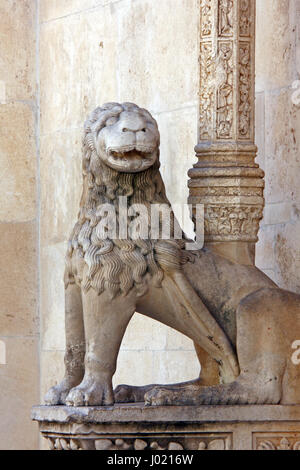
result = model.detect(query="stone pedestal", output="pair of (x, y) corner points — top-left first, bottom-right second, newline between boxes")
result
(32, 404), (300, 451)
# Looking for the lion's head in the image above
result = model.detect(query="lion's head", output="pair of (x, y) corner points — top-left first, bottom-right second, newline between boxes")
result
(84, 102), (160, 174)
(65, 103), (186, 297)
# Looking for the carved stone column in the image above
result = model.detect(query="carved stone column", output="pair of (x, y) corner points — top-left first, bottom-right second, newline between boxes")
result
(188, 0), (264, 265)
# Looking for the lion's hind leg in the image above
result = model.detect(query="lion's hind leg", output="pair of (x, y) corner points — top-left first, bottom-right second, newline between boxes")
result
(114, 344), (217, 403)
(145, 367), (283, 406)
(146, 288), (290, 406)
(114, 377), (203, 404)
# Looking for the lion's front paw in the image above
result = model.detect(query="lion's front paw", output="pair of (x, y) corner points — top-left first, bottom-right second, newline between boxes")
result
(66, 379), (114, 407)
(44, 380), (75, 405)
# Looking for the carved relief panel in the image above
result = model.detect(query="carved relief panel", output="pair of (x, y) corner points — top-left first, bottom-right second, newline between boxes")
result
(199, 0), (255, 143)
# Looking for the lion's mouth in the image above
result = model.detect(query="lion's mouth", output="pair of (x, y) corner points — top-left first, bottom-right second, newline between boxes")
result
(108, 148), (153, 161)
(105, 145), (157, 172)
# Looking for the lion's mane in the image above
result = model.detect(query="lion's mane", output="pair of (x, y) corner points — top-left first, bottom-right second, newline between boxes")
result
(65, 103), (185, 297)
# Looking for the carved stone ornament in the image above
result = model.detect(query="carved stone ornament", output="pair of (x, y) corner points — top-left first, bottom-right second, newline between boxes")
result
(42, 434), (233, 451)
(32, 405), (300, 451)
(45, 436), (231, 451)
(254, 435), (300, 451)
(39, 102), (300, 414)
(31, 0), (300, 453)
(194, 0), (259, 256)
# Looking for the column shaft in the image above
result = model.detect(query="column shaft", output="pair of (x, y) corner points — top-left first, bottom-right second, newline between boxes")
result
(188, 0), (264, 265)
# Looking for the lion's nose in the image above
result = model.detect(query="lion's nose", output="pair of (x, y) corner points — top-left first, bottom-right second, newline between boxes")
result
(120, 114), (147, 133)
(122, 127), (146, 133)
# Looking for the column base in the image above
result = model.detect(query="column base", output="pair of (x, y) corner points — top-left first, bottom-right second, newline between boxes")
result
(205, 241), (256, 266)
(32, 404), (300, 451)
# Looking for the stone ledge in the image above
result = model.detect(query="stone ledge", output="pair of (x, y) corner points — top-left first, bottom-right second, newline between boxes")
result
(31, 405), (300, 450)
(32, 404), (300, 424)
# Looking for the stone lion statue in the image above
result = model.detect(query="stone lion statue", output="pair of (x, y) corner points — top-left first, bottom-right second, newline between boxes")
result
(45, 102), (300, 407)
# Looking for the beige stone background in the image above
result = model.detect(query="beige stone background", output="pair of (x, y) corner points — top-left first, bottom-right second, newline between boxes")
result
(0, 0), (299, 450)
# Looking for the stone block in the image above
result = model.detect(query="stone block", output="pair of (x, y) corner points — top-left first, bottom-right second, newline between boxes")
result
(152, 350), (200, 384)
(264, 90), (300, 204)
(256, 0), (294, 91)
(39, 6), (118, 135)
(40, 0), (104, 23)
(120, 313), (168, 352)
(113, 350), (155, 387)
(114, 348), (199, 389)
(41, 243), (66, 350)
(40, 130), (82, 246)
(117, 0), (198, 113)
(274, 222), (300, 294)
(165, 327), (195, 351)
(40, 350), (65, 400)
(0, 0), (36, 101)
(256, 224), (276, 271)
(0, 103), (36, 222)
(0, 221), (38, 336)
(255, 92), (265, 170)
(0, 337), (39, 450)
(264, 203), (292, 226)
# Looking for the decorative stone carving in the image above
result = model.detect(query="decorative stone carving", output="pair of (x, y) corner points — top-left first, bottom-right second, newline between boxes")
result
(40, 102), (300, 412)
(199, 42), (214, 140)
(218, 0), (233, 37)
(188, 144), (265, 254)
(28, 0), (300, 453)
(198, 0), (255, 143)
(204, 205), (263, 241)
(239, 0), (251, 37)
(44, 433), (300, 452)
(238, 42), (251, 139)
(44, 436), (229, 451)
(194, 0), (260, 264)
(32, 405), (300, 451)
(200, 0), (212, 37)
(254, 435), (300, 451)
(216, 41), (233, 139)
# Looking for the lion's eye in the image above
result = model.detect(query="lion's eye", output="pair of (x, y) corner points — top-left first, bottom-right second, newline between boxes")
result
(106, 117), (117, 126)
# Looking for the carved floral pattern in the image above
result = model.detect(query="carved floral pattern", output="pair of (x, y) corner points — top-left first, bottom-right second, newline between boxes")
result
(201, 0), (212, 37)
(239, 0), (251, 37)
(199, 0), (254, 142)
(199, 42), (214, 140)
(197, 1), (260, 242)
(47, 438), (82, 451)
(238, 42), (251, 139)
(204, 205), (263, 241)
(256, 437), (300, 451)
(216, 42), (233, 139)
(198, 439), (226, 450)
(44, 435), (231, 451)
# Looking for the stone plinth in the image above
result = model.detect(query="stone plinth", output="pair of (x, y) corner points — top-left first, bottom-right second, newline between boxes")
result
(32, 404), (300, 451)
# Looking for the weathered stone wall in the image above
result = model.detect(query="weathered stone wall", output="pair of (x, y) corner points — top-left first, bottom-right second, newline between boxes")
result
(0, 0), (39, 450)
(255, 0), (300, 293)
